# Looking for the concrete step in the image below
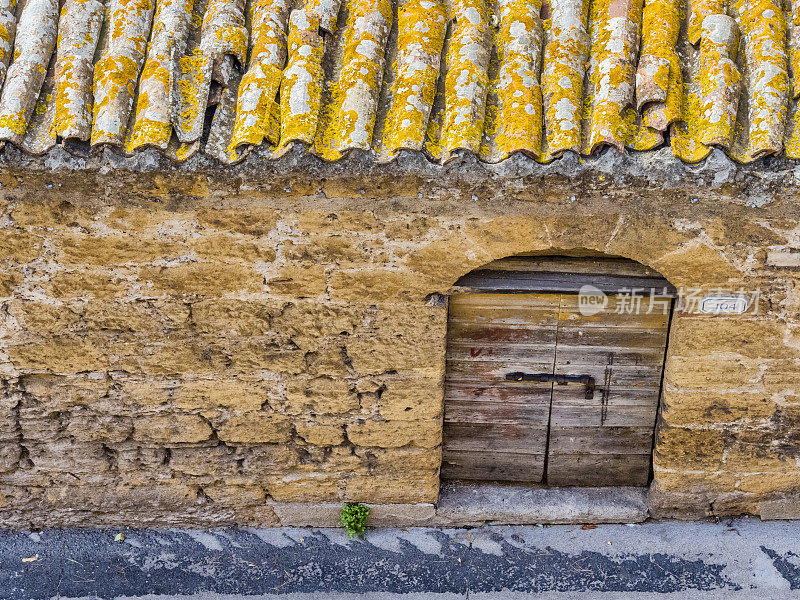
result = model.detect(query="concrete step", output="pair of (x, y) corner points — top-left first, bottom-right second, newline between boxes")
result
(434, 483), (649, 526)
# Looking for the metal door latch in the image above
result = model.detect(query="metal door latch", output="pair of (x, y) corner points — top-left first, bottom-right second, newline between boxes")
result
(505, 372), (596, 399)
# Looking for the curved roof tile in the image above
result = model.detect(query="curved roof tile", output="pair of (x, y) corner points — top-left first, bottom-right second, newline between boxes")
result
(1, 0), (798, 165)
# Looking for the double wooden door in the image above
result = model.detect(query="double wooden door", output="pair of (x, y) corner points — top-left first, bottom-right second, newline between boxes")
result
(442, 288), (672, 487)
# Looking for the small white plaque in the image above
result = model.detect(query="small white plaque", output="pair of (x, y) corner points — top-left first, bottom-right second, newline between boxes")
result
(700, 294), (750, 315)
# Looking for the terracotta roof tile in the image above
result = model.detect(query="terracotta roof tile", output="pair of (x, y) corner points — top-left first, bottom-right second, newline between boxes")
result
(1, 0), (799, 164)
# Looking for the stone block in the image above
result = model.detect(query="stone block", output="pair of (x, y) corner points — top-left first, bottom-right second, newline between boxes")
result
(282, 237), (364, 264)
(216, 412), (292, 444)
(345, 473), (438, 503)
(266, 473), (343, 502)
(65, 413), (133, 444)
(195, 207), (278, 236)
(0, 230), (43, 263)
(267, 265), (327, 298)
(660, 390), (776, 427)
(652, 469), (736, 494)
(295, 420), (346, 446)
(654, 426), (725, 471)
(759, 497), (800, 519)
(377, 376), (444, 421)
(49, 269), (134, 299)
(651, 241), (742, 287)
(133, 413), (213, 444)
(202, 484), (266, 506)
(190, 299), (282, 336)
(402, 231), (493, 285)
(461, 216), (550, 262)
(738, 471), (800, 495)
(346, 419), (442, 449)
(239, 444), (299, 474)
(271, 501), (341, 526)
(27, 440), (111, 475)
(44, 482), (197, 511)
(329, 269), (432, 303)
(169, 446), (240, 477)
(140, 262), (263, 296)
(57, 233), (185, 266)
(766, 251), (800, 268)
(284, 377), (357, 415)
(191, 234), (275, 262)
(663, 356), (765, 390)
(7, 339), (108, 374)
(174, 379), (270, 411)
(295, 209), (379, 234)
(0, 443), (20, 472)
(668, 317), (793, 360)
(345, 336), (444, 376)
(353, 447), (441, 473)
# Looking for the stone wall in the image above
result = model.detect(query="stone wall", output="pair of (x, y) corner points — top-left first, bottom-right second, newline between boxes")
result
(0, 156), (799, 526)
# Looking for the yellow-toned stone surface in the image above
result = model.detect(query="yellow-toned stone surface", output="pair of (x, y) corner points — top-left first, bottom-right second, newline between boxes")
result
(215, 412), (292, 444)
(0, 168), (799, 527)
(346, 419), (442, 449)
(133, 413), (214, 443)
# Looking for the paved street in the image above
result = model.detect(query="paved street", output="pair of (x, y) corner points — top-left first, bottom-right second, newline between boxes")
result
(0, 518), (798, 599)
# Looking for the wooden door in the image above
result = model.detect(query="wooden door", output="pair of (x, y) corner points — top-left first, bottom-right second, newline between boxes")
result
(441, 255), (674, 487)
(545, 294), (671, 486)
(441, 293), (559, 482)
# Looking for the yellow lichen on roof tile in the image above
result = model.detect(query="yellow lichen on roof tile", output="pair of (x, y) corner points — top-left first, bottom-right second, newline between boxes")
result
(199, 0), (248, 67)
(315, 0), (392, 160)
(0, 0), (60, 144)
(128, 0), (194, 151)
(731, 0), (788, 161)
(0, 0), (18, 90)
(687, 0), (725, 45)
(636, 0), (681, 132)
(785, 96), (800, 158)
(175, 49), (206, 142)
(381, 0), (446, 159)
(276, 4), (328, 155)
(670, 60), (712, 162)
(481, 0), (544, 163)
(91, 0), (157, 146)
(52, 0), (105, 141)
(786, 0), (800, 157)
(584, 0), (643, 154)
(175, 0), (248, 144)
(229, 0), (291, 152)
(206, 68), (245, 162)
(541, 0), (590, 160)
(307, 0), (341, 33)
(21, 59), (58, 155)
(437, 0), (492, 161)
(696, 14), (740, 148)
(788, 0), (800, 99)
(0, 0), (795, 165)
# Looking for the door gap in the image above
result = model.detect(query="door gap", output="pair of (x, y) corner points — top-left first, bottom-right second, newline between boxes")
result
(540, 293), (562, 484)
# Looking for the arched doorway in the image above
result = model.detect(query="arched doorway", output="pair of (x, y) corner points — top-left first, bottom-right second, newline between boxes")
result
(442, 253), (676, 487)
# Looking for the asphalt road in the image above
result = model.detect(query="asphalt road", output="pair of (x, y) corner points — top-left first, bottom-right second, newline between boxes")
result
(0, 518), (798, 599)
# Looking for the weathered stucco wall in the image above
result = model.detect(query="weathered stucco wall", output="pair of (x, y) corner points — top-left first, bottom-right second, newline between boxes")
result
(1, 155), (799, 527)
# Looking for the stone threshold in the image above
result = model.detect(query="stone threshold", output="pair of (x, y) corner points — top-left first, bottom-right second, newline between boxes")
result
(272, 483), (649, 528)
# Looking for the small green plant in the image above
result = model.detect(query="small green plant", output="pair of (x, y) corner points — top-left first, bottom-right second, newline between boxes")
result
(340, 503), (370, 539)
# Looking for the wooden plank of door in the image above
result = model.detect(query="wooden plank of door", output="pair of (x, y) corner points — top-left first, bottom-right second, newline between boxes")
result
(546, 453), (652, 486)
(545, 294), (671, 487)
(442, 293), (559, 483)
